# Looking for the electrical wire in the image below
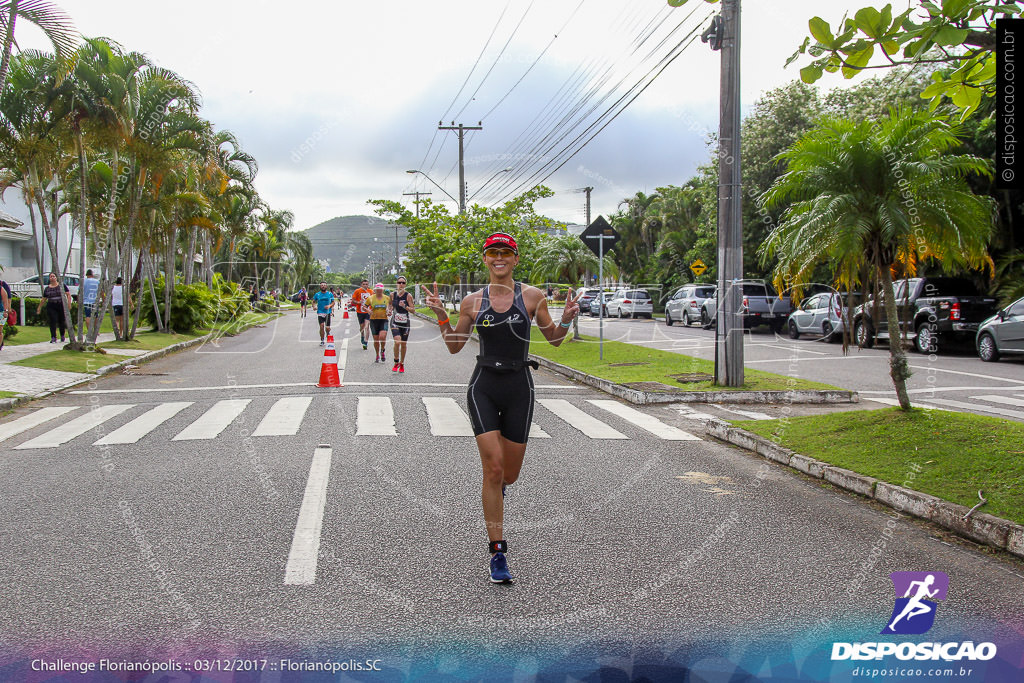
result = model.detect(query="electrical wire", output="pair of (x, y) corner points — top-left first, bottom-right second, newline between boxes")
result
(478, 3), (695, 203)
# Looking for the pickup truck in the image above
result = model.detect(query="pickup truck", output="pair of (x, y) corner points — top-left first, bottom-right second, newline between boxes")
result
(700, 280), (792, 332)
(852, 277), (998, 354)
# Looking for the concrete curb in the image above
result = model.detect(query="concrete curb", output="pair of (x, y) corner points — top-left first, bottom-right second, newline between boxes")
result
(0, 314), (278, 411)
(706, 422), (1024, 560)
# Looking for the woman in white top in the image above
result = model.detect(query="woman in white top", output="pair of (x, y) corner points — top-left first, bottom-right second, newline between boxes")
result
(111, 277), (124, 338)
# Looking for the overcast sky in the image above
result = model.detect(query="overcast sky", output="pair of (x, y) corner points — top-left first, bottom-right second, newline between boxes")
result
(14, 0), (881, 230)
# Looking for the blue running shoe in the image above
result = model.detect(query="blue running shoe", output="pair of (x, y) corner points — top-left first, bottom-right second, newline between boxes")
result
(490, 552), (512, 583)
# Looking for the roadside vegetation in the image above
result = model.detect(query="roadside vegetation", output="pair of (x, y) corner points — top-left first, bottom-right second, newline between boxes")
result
(0, 8), (314, 354)
(736, 408), (1024, 525)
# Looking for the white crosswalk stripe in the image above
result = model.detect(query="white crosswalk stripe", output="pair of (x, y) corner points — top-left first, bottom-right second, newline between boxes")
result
(172, 399), (250, 441)
(0, 406), (78, 444)
(971, 394), (1024, 409)
(15, 404), (134, 449)
(253, 397), (313, 436)
(1, 395), (702, 448)
(422, 397), (473, 436)
(537, 399), (628, 439)
(357, 396), (396, 436)
(94, 402), (193, 445)
(927, 397), (1024, 420)
(587, 400), (700, 440)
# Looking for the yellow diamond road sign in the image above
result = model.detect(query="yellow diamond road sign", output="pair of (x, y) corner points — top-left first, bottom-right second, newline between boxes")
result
(690, 259), (707, 277)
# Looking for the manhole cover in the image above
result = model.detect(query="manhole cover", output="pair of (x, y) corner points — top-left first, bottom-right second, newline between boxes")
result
(608, 362), (650, 367)
(622, 381), (682, 393)
(670, 372), (714, 384)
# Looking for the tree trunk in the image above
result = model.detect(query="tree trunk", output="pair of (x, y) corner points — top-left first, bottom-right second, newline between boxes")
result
(24, 192), (44, 292)
(29, 166), (74, 342)
(72, 127), (90, 347)
(183, 226), (197, 285)
(164, 225), (176, 331)
(879, 264), (912, 410)
(145, 251), (162, 332)
(0, 0), (18, 93)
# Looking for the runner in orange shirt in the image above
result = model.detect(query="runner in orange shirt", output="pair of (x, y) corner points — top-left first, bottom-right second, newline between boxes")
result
(351, 278), (373, 350)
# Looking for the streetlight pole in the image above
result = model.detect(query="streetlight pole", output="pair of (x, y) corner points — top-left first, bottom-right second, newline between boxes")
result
(407, 170), (457, 207)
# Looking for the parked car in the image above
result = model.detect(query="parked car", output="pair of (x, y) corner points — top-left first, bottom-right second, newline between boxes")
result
(700, 281), (791, 331)
(606, 288), (653, 319)
(664, 283), (716, 326)
(977, 296), (1024, 362)
(13, 273), (81, 298)
(853, 277), (999, 354)
(787, 291), (847, 341)
(577, 288), (603, 314)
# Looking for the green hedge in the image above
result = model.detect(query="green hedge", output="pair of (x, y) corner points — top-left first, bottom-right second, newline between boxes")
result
(144, 275), (252, 333)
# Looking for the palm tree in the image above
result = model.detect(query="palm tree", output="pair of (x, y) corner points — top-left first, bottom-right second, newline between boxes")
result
(760, 108), (994, 409)
(0, 0), (77, 92)
(531, 234), (616, 340)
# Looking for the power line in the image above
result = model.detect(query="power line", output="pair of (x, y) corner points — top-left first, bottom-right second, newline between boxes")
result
(487, 10), (709, 204)
(472, 3), (677, 202)
(480, 4), (701, 204)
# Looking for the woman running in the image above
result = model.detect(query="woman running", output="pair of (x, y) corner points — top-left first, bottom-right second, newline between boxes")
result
(367, 283), (391, 363)
(425, 232), (580, 584)
(390, 276), (413, 373)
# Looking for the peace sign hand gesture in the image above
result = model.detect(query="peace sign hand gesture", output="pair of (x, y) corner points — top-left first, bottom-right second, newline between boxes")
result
(425, 281), (446, 317)
(561, 288), (583, 324)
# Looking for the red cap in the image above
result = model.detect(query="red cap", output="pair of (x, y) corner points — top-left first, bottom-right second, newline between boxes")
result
(483, 232), (518, 253)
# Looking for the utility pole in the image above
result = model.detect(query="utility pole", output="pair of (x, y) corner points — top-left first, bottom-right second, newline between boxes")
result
(583, 186), (593, 226)
(703, 0), (743, 387)
(438, 121), (482, 214)
(402, 191), (431, 219)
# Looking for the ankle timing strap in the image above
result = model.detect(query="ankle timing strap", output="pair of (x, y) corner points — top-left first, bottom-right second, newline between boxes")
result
(489, 540), (507, 554)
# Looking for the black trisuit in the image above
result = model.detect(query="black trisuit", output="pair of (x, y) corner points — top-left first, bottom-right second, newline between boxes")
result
(467, 282), (537, 444)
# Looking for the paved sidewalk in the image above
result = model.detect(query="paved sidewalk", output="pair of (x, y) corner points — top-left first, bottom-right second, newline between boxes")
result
(0, 333), (133, 396)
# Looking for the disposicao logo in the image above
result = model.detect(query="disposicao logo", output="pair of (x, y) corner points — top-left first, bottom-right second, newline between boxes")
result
(831, 571), (997, 663)
(882, 571), (948, 635)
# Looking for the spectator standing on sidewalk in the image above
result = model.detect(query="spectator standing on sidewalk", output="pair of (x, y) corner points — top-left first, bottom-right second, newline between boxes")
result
(80, 270), (100, 339)
(37, 272), (71, 343)
(110, 277), (125, 339)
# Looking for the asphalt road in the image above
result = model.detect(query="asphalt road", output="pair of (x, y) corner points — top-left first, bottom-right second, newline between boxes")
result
(574, 312), (1024, 421)
(0, 309), (1021, 679)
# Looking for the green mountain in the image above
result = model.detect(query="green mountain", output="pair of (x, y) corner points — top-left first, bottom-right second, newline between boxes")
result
(300, 215), (408, 275)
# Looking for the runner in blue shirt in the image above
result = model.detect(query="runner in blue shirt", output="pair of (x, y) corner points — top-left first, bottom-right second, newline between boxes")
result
(312, 282), (334, 346)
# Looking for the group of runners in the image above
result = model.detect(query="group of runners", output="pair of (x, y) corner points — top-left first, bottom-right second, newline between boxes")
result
(300, 232), (581, 584)
(304, 278), (415, 373)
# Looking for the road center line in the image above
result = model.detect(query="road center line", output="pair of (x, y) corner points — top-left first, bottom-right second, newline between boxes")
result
(284, 445), (332, 586)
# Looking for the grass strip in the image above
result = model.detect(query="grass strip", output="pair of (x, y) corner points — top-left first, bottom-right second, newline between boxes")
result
(736, 408), (1024, 525)
(415, 307), (839, 392)
(9, 349), (131, 374)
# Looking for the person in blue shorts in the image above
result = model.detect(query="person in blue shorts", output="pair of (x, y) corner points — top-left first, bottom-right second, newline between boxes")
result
(312, 282), (334, 346)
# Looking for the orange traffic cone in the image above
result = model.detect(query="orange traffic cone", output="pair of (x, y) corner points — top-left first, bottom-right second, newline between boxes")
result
(343, 302), (349, 319)
(317, 335), (342, 387)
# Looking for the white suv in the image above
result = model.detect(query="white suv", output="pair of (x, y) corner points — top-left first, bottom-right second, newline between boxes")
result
(607, 288), (653, 319)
